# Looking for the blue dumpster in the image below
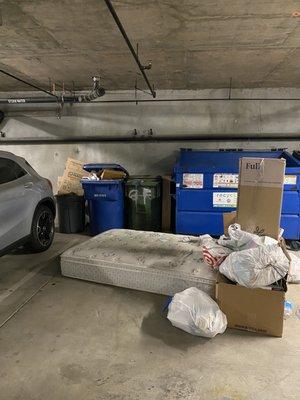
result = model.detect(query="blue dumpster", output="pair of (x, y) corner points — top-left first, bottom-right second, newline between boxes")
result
(173, 149), (300, 239)
(82, 163), (128, 235)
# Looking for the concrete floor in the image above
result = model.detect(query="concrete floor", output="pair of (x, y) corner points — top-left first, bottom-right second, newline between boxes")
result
(0, 234), (300, 400)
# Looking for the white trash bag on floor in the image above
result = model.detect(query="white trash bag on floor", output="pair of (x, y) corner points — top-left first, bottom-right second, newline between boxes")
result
(167, 287), (227, 337)
(219, 243), (290, 288)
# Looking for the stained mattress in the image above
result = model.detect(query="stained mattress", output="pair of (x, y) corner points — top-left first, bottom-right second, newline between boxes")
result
(61, 229), (217, 296)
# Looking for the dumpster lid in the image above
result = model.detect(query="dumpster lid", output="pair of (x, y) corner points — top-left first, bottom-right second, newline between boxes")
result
(173, 149), (294, 173)
(83, 163), (129, 177)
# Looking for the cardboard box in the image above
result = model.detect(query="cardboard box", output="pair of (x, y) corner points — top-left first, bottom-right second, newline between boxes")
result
(215, 273), (285, 337)
(57, 158), (90, 196)
(237, 157), (285, 239)
(162, 175), (172, 232)
(100, 169), (127, 180)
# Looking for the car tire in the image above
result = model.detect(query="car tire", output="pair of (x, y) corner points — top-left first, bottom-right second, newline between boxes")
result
(27, 205), (55, 252)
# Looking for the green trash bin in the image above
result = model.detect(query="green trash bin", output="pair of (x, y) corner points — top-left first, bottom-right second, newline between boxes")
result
(125, 176), (162, 231)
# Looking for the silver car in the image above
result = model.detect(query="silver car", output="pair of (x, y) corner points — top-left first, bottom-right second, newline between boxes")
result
(0, 151), (55, 255)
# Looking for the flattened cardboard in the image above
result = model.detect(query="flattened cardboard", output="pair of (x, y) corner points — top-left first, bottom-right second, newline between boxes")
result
(100, 169), (127, 180)
(215, 274), (285, 337)
(240, 158), (285, 188)
(237, 157), (285, 239)
(57, 158), (91, 196)
(57, 177), (83, 196)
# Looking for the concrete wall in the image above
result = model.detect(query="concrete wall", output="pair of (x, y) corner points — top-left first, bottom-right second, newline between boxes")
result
(1, 89), (300, 192)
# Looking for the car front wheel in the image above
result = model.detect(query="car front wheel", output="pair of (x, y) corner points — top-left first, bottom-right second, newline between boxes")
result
(28, 205), (55, 252)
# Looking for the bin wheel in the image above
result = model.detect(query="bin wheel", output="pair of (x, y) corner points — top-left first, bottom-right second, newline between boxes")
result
(27, 205), (55, 252)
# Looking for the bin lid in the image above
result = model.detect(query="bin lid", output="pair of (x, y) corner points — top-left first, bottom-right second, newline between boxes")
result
(83, 163), (129, 177)
(126, 175), (161, 186)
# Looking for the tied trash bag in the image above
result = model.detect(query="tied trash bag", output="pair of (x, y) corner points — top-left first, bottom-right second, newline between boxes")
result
(167, 287), (227, 337)
(218, 223), (265, 251)
(218, 223), (278, 252)
(219, 243), (290, 288)
(199, 235), (232, 269)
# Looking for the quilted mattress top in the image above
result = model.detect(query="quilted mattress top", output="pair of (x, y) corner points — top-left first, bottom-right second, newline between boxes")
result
(61, 229), (216, 283)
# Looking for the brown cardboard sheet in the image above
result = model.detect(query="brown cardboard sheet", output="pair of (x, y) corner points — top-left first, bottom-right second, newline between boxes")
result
(237, 157), (285, 239)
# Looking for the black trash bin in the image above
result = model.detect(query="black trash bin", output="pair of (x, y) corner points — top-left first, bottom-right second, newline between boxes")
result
(56, 194), (85, 233)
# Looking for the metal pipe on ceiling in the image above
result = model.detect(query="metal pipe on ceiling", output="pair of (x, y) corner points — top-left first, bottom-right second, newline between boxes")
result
(91, 97), (300, 102)
(3, 96), (300, 105)
(0, 73), (105, 104)
(1, 134), (300, 144)
(0, 69), (58, 99)
(0, 97), (73, 104)
(103, 0), (156, 98)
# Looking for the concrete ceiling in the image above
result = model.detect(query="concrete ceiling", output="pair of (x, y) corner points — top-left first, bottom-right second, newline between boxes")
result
(1, 0), (300, 92)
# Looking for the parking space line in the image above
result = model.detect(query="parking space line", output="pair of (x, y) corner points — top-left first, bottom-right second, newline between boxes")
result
(0, 281), (50, 329)
(0, 262), (52, 303)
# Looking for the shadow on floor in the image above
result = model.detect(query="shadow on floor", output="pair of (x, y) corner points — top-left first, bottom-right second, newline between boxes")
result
(10, 246), (34, 255)
(141, 295), (210, 351)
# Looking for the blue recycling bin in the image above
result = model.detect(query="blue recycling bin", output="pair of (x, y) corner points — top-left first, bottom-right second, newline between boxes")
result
(81, 163), (129, 235)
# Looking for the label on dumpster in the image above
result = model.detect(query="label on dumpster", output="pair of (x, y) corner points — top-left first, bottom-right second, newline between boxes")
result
(213, 173), (239, 188)
(182, 173), (203, 189)
(213, 192), (237, 208)
(284, 175), (297, 185)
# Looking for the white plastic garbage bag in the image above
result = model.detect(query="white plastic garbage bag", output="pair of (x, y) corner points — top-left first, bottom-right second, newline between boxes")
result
(219, 243), (290, 288)
(218, 223), (278, 252)
(167, 287), (227, 337)
(199, 235), (232, 269)
(218, 223), (262, 251)
(288, 253), (300, 284)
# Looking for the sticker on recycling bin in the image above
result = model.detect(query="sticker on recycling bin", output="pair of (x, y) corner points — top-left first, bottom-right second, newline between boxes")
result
(213, 192), (237, 208)
(213, 173), (239, 188)
(182, 173), (203, 189)
(284, 175), (297, 185)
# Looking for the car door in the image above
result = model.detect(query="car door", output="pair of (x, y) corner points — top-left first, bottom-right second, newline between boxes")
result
(0, 157), (38, 251)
